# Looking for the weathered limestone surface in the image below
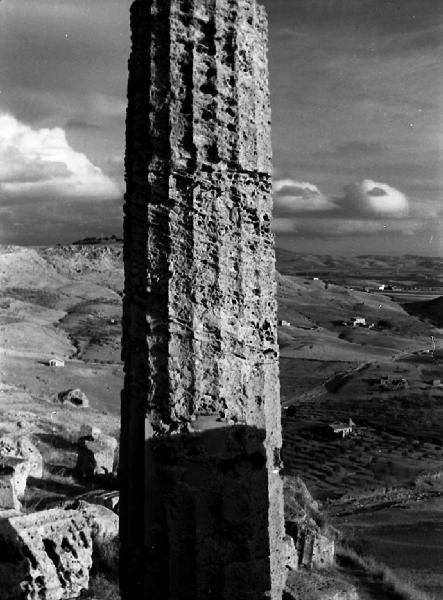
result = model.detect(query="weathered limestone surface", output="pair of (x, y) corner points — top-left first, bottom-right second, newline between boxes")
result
(284, 477), (335, 571)
(0, 509), (92, 600)
(76, 432), (117, 478)
(0, 456), (30, 499)
(79, 489), (120, 513)
(122, 0), (285, 598)
(60, 500), (119, 572)
(57, 388), (89, 408)
(0, 468), (22, 511)
(0, 434), (43, 479)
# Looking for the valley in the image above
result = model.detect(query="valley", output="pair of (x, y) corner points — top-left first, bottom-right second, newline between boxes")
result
(0, 243), (442, 597)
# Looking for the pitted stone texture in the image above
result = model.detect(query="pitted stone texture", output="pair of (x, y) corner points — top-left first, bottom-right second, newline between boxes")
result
(0, 509), (92, 600)
(59, 500), (119, 572)
(76, 433), (117, 478)
(124, 0), (279, 438)
(146, 0), (272, 175)
(122, 0), (285, 598)
(0, 434), (43, 479)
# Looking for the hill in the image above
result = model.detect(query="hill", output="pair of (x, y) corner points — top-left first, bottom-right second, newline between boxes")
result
(403, 295), (443, 327)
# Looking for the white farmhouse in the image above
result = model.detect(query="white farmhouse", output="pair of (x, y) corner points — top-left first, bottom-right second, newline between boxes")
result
(349, 316), (366, 327)
(49, 359), (65, 368)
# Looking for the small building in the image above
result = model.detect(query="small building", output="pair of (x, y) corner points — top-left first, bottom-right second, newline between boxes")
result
(433, 379), (442, 388)
(379, 376), (408, 390)
(378, 284), (385, 291)
(49, 359), (65, 368)
(330, 418), (356, 438)
(350, 316), (366, 327)
(278, 320), (291, 327)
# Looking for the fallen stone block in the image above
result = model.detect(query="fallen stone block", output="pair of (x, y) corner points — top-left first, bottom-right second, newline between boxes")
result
(79, 489), (120, 513)
(0, 456), (30, 499)
(74, 501), (119, 571)
(44, 499), (119, 573)
(283, 534), (298, 572)
(76, 433), (117, 478)
(57, 388), (89, 408)
(0, 434), (44, 478)
(0, 469), (21, 511)
(312, 533), (335, 570)
(0, 508), (93, 600)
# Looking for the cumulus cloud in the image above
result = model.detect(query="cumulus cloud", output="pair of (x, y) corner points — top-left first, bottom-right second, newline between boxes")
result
(271, 176), (423, 240)
(273, 179), (336, 214)
(335, 179), (409, 217)
(0, 113), (120, 204)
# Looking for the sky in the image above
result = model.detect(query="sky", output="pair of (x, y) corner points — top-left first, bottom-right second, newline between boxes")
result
(0, 0), (442, 255)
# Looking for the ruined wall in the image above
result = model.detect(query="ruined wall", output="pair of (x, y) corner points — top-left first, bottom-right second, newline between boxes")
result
(121, 0), (285, 597)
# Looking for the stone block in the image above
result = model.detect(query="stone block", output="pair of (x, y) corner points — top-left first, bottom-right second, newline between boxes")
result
(143, 425), (285, 600)
(76, 433), (117, 478)
(312, 534), (335, 570)
(0, 434), (44, 479)
(0, 456), (30, 499)
(0, 470), (21, 511)
(57, 388), (89, 408)
(79, 489), (120, 513)
(0, 508), (92, 600)
(283, 534), (298, 572)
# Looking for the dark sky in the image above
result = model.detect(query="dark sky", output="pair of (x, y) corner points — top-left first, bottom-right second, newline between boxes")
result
(0, 0), (442, 254)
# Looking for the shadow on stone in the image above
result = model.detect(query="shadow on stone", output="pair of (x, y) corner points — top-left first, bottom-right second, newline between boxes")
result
(27, 474), (83, 497)
(121, 423), (285, 600)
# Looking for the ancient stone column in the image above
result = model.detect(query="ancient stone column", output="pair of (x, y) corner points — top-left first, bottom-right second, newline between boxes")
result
(121, 1), (286, 598)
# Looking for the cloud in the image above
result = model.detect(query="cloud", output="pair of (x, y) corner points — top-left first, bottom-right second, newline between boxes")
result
(0, 113), (120, 204)
(273, 179), (336, 214)
(271, 177), (423, 240)
(335, 179), (409, 217)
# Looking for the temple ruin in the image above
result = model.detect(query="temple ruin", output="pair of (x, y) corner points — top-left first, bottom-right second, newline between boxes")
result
(121, 0), (286, 597)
